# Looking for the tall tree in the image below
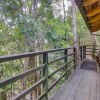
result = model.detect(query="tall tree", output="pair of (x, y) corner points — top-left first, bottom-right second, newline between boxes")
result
(72, 0), (81, 67)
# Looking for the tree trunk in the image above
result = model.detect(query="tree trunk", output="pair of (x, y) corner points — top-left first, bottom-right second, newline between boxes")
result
(72, 0), (81, 67)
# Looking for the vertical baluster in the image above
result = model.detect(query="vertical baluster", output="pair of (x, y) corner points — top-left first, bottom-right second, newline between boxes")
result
(64, 49), (68, 79)
(80, 46), (83, 61)
(74, 48), (76, 69)
(83, 46), (86, 59)
(92, 45), (96, 58)
(42, 53), (48, 100)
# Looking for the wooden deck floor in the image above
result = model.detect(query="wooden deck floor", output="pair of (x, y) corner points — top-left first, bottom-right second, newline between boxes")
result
(81, 59), (97, 71)
(50, 60), (100, 100)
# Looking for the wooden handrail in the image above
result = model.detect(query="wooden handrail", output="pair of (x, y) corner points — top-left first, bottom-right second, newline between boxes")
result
(0, 46), (75, 63)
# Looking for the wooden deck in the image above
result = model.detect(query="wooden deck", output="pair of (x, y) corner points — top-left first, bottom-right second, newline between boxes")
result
(50, 60), (100, 100)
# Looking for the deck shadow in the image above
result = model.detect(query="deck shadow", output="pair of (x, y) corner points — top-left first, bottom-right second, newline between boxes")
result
(80, 59), (97, 71)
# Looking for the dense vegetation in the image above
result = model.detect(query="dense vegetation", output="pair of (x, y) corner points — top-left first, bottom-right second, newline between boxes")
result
(0, 0), (100, 100)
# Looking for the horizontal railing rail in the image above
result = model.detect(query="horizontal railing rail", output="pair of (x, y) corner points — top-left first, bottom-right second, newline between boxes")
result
(85, 45), (100, 56)
(0, 47), (76, 63)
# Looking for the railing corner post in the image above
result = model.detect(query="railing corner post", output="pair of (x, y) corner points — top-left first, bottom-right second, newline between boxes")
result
(80, 46), (83, 61)
(83, 46), (86, 59)
(64, 49), (68, 79)
(73, 47), (77, 69)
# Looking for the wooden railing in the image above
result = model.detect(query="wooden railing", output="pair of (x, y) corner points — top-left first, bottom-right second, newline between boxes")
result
(85, 45), (100, 66)
(0, 45), (99, 100)
(85, 45), (100, 57)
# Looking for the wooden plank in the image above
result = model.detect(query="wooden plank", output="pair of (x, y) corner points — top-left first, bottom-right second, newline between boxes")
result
(86, 7), (100, 17)
(50, 70), (80, 100)
(50, 70), (79, 99)
(90, 21), (100, 27)
(83, 0), (97, 6)
(91, 28), (100, 32)
(96, 72), (100, 100)
(89, 71), (97, 100)
(0, 47), (75, 63)
(91, 26), (100, 30)
(50, 69), (89, 100)
(89, 14), (100, 23)
(91, 24), (100, 28)
(82, 70), (92, 100)
(65, 71), (83, 100)
(74, 70), (88, 100)
(98, 0), (100, 5)
(91, 24), (100, 29)
(56, 77), (78, 100)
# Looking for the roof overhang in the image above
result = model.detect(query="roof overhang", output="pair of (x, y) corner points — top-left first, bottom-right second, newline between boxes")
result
(74, 0), (100, 36)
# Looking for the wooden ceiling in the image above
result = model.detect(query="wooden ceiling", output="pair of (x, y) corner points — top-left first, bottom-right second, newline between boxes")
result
(74, 0), (100, 33)
(83, 0), (100, 32)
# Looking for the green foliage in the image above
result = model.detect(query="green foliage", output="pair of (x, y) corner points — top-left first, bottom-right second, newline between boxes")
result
(76, 8), (88, 35)
(1, 0), (21, 20)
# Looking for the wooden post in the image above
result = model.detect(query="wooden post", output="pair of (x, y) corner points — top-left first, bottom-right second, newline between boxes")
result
(92, 45), (96, 59)
(64, 49), (68, 79)
(83, 46), (86, 59)
(80, 46), (83, 61)
(42, 53), (48, 100)
(74, 48), (76, 69)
